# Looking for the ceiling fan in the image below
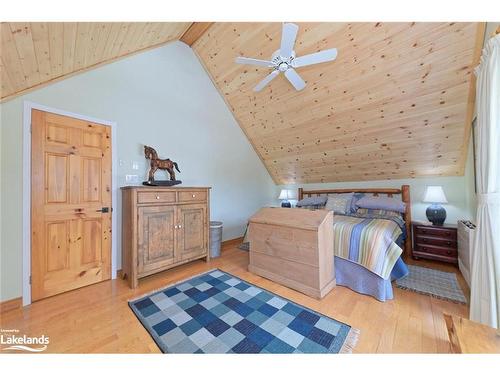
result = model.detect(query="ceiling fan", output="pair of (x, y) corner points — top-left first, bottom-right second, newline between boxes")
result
(235, 23), (338, 92)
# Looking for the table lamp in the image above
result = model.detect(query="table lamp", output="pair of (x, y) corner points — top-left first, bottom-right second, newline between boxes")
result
(278, 189), (293, 208)
(423, 186), (448, 225)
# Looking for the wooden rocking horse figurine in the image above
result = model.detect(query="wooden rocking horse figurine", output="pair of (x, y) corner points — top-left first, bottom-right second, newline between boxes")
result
(143, 145), (181, 185)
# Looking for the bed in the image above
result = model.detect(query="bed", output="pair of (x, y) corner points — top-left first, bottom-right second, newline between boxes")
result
(297, 185), (412, 301)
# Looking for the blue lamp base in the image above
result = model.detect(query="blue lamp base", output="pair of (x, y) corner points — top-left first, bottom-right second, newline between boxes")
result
(281, 200), (291, 208)
(426, 204), (446, 226)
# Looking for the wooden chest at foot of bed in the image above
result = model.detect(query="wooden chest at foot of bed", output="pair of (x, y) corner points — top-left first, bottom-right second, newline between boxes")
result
(248, 207), (335, 299)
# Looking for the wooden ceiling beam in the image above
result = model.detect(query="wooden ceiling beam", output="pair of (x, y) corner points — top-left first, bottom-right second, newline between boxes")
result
(180, 22), (214, 46)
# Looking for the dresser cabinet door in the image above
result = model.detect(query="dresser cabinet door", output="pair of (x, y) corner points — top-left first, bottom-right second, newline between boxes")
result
(176, 204), (208, 261)
(137, 206), (176, 273)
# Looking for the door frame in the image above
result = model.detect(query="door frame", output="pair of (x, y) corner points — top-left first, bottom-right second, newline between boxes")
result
(22, 101), (118, 306)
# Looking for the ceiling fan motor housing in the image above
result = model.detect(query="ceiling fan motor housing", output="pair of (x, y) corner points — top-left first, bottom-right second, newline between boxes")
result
(272, 50), (295, 71)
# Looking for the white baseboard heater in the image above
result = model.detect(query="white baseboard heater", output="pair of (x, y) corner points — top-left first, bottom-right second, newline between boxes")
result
(457, 220), (476, 287)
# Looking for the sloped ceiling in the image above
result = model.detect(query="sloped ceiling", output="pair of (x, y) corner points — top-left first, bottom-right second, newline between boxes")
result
(0, 22), (213, 100)
(193, 22), (485, 184)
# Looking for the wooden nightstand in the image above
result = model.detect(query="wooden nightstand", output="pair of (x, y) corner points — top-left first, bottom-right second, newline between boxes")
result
(411, 221), (458, 264)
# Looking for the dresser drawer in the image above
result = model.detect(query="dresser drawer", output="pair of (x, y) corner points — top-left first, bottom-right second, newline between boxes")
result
(414, 226), (457, 240)
(137, 191), (176, 204)
(415, 235), (457, 248)
(178, 190), (207, 202)
(414, 244), (457, 258)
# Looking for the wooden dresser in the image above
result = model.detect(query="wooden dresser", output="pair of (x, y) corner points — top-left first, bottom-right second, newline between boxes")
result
(121, 186), (210, 288)
(248, 207), (335, 299)
(412, 221), (458, 264)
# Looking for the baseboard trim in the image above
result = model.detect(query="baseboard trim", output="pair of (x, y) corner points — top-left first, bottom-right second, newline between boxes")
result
(222, 237), (244, 248)
(0, 297), (22, 313)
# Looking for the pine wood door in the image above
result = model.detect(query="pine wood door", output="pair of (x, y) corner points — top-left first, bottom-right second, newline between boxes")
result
(176, 204), (207, 261)
(31, 109), (112, 301)
(137, 205), (176, 274)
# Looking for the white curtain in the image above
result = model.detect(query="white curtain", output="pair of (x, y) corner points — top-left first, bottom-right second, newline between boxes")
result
(470, 34), (500, 329)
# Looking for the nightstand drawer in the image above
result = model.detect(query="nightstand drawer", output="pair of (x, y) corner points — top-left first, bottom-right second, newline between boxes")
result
(414, 235), (457, 248)
(414, 244), (457, 258)
(414, 226), (457, 240)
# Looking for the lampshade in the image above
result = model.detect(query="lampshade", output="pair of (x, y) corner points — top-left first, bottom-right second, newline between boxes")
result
(423, 186), (448, 204)
(278, 189), (294, 200)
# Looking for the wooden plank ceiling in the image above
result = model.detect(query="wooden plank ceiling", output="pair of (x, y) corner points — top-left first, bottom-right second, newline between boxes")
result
(0, 22), (196, 100)
(193, 22), (485, 184)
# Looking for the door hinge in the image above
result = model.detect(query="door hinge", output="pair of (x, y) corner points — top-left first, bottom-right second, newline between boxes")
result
(29, 275), (32, 285)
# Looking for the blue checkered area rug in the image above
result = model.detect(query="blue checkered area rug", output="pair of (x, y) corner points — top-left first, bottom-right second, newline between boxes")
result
(129, 269), (359, 353)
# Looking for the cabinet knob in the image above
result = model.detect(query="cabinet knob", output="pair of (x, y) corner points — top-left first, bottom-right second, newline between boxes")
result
(178, 225), (182, 229)
(447, 250), (452, 255)
(174, 225), (178, 229)
(192, 194), (196, 198)
(156, 195), (160, 200)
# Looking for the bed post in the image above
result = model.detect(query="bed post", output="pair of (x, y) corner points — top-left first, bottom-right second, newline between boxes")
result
(298, 188), (303, 201)
(401, 185), (412, 259)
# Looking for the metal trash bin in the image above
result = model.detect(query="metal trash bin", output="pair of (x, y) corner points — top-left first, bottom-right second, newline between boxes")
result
(209, 221), (223, 258)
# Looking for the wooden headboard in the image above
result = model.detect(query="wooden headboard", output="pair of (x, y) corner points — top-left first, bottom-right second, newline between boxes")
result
(298, 185), (412, 258)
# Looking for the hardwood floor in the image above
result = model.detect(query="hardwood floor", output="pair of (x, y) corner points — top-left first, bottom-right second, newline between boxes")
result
(0, 243), (467, 353)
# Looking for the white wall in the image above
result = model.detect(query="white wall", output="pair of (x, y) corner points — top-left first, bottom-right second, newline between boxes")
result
(0, 41), (275, 302)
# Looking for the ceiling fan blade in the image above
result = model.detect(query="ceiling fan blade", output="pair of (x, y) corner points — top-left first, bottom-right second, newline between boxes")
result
(253, 70), (280, 92)
(280, 23), (299, 58)
(235, 57), (273, 67)
(284, 68), (306, 91)
(292, 48), (338, 68)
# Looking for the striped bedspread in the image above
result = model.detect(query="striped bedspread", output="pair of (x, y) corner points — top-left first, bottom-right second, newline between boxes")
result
(332, 215), (403, 279)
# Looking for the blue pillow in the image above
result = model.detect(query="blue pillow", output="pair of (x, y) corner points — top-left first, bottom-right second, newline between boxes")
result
(355, 195), (406, 213)
(350, 193), (365, 213)
(296, 196), (327, 207)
